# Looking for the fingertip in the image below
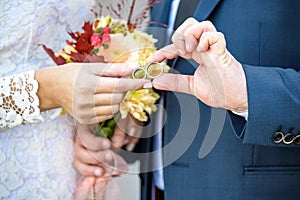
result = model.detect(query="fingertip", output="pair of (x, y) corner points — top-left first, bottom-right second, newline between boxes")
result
(127, 62), (141, 69)
(102, 139), (111, 149)
(126, 143), (136, 151)
(146, 51), (162, 63)
(94, 167), (104, 177)
(143, 82), (153, 89)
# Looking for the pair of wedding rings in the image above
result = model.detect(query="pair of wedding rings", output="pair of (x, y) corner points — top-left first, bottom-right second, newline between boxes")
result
(132, 62), (164, 80)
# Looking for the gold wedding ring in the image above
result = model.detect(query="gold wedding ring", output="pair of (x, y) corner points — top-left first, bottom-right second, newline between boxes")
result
(132, 62), (163, 79)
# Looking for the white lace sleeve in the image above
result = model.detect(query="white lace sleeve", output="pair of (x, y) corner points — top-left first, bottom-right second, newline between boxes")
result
(0, 70), (60, 129)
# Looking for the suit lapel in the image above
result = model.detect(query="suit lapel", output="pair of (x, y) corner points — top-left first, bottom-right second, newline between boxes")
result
(150, 0), (173, 27)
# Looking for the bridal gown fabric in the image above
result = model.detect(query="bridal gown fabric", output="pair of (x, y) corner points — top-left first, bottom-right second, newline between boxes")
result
(0, 0), (96, 199)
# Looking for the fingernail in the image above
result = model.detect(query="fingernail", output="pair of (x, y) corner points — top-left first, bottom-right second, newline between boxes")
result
(126, 143), (135, 151)
(128, 62), (141, 69)
(102, 140), (111, 149)
(111, 136), (122, 144)
(178, 49), (184, 55)
(124, 139), (129, 145)
(186, 43), (191, 52)
(105, 152), (113, 161)
(143, 82), (153, 89)
(94, 168), (102, 177)
(128, 127), (136, 137)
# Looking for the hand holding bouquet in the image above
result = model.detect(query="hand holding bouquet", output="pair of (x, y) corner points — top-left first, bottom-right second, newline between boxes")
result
(41, 14), (169, 138)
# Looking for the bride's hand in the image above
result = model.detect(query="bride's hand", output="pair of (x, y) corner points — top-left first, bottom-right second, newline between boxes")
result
(111, 115), (143, 152)
(73, 123), (128, 178)
(35, 62), (151, 124)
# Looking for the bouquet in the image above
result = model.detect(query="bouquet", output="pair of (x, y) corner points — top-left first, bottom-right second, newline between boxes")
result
(41, 6), (169, 139)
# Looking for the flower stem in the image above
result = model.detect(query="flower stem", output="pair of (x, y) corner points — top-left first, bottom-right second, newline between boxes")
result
(127, 0), (136, 25)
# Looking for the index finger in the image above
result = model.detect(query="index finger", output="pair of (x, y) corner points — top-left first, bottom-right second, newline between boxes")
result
(85, 62), (140, 77)
(95, 77), (151, 93)
(76, 123), (111, 151)
(146, 44), (179, 63)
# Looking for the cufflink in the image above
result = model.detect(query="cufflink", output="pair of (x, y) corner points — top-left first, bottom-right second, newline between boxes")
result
(272, 132), (284, 144)
(283, 133), (294, 145)
(293, 135), (300, 145)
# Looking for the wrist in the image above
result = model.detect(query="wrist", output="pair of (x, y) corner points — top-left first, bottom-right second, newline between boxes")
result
(35, 67), (60, 111)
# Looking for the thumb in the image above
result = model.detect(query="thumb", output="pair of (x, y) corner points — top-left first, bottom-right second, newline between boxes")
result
(152, 73), (195, 96)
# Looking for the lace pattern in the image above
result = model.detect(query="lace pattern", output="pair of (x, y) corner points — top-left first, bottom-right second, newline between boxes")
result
(0, 71), (43, 129)
(0, 0), (94, 198)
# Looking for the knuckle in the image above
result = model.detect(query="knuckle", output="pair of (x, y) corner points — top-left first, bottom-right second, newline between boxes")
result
(203, 20), (214, 27)
(186, 17), (196, 23)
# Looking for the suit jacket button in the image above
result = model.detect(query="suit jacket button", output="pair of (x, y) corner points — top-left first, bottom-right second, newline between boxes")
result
(283, 133), (294, 145)
(272, 132), (284, 144)
(293, 135), (300, 145)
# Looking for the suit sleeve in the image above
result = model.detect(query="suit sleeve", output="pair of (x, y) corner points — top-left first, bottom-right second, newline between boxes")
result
(229, 64), (300, 147)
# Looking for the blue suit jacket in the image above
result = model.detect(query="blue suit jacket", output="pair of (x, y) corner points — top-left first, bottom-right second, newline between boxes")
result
(141, 0), (300, 199)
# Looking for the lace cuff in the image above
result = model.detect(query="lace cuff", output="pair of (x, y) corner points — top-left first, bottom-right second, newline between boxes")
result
(0, 71), (59, 129)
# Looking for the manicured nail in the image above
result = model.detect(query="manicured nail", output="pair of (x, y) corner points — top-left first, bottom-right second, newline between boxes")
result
(178, 49), (184, 55)
(105, 152), (113, 161)
(102, 140), (110, 149)
(126, 143), (135, 151)
(124, 139), (129, 145)
(128, 62), (141, 69)
(143, 82), (153, 89)
(128, 127), (136, 137)
(94, 169), (102, 177)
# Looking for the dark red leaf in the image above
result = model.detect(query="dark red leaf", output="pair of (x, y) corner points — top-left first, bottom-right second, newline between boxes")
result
(67, 22), (94, 54)
(69, 52), (106, 63)
(38, 44), (67, 65)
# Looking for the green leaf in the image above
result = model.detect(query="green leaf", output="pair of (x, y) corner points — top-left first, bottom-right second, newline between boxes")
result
(95, 27), (103, 35)
(102, 43), (109, 49)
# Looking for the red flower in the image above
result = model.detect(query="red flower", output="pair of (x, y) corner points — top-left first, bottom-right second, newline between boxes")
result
(103, 27), (110, 34)
(102, 33), (111, 43)
(90, 33), (102, 47)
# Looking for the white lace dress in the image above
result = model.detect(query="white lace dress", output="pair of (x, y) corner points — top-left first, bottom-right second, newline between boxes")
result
(0, 0), (96, 199)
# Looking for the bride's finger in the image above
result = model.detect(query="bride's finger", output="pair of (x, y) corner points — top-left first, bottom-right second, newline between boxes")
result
(76, 125), (111, 151)
(75, 138), (115, 166)
(111, 125), (127, 148)
(94, 93), (124, 106)
(73, 159), (104, 177)
(95, 77), (150, 93)
(124, 117), (143, 151)
(75, 142), (108, 163)
(94, 104), (120, 116)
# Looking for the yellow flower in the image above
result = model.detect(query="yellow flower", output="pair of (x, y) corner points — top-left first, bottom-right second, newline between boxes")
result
(120, 89), (160, 122)
(55, 45), (76, 63)
(93, 15), (112, 30)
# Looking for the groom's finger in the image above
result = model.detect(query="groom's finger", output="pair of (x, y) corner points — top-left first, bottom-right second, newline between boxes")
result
(198, 32), (226, 55)
(146, 44), (178, 63)
(152, 73), (195, 96)
(184, 20), (217, 52)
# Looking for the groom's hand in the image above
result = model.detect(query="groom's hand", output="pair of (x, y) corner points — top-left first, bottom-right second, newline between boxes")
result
(147, 18), (248, 113)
